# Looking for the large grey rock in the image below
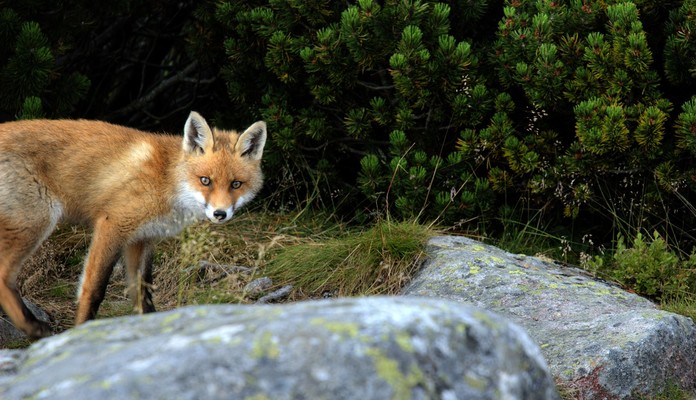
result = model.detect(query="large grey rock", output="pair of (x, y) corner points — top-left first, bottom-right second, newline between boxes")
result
(403, 236), (696, 399)
(0, 297), (559, 400)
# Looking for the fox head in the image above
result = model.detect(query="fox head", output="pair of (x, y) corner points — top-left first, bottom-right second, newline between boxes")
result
(179, 111), (266, 224)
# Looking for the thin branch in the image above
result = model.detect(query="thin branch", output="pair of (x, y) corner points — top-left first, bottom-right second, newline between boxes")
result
(356, 80), (395, 91)
(181, 77), (216, 84)
(109, 60), (200, 118)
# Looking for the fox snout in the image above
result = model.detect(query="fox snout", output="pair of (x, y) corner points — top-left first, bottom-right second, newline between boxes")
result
(205, 195), (250, 223)
(213, 209), (228, 221)
(207, 205), (234, 224)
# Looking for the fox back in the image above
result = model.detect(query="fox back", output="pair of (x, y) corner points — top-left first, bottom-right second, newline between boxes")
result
(0, 112), (266, 338)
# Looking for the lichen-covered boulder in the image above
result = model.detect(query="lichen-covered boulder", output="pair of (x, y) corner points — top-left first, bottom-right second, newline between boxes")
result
(0, 297), (559, 400)
(403, 236), (696, 399)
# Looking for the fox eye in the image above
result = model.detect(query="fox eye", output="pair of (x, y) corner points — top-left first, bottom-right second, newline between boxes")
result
(200, 176), (211, 186)
(231, 180), (242, 189)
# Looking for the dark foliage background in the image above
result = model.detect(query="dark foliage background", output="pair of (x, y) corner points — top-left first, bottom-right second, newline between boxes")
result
(2, 0), (696, 252)
(0, 0), (226, 128)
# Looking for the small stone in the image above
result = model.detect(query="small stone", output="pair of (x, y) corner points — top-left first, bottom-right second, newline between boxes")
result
(243, 277), (273, 296)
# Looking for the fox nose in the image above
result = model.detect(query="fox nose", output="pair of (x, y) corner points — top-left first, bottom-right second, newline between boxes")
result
(213, 210), (227, 221)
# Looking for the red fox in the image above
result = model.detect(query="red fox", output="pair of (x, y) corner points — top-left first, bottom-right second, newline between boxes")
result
(0, 112), (266, 338)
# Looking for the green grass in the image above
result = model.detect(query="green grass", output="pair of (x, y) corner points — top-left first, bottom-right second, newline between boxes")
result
(47, 282), (74, 299)
(661, 298), (696, 322)
(2, 339), (33, 349)
(493, 200), (696, 324)
(637, 382), (695, 400)
(264, 220), (433, 297)
(557, 381), (694, 400)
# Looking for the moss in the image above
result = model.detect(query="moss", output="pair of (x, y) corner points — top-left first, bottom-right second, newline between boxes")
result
(518, 283), (544, 296)
(455, 323), (467, 336)
(464, 374), (488, 391)
(251, 331), (279, 359)
(441, 263), (462, 277)
(469, 263), (481, 275)
(23, 341), (72, 368)
(486, 256), (505, 265)
(639, 311), (666, 321)
(244, 394), (271, 400)
(32, 375), (91, 398)
(593, 288), (614, 296)
(310, 318), (360, 338)
(452, 278), (469, 291)
(190, 308), (210, 318)
(394, 332), (415, 353)
(567, 281), (628, 299)
(472, 310), (500, 331)
(365, 347), (425, 400)
(561, 368), (576, 379)
(161, 311), (183, 326)
(468, 245), (487, 252)
(95, 378), (113, 390)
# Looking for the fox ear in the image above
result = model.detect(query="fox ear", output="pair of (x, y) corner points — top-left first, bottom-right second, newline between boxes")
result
(183, 111), (214, 154)
(235, 121), (267, 160)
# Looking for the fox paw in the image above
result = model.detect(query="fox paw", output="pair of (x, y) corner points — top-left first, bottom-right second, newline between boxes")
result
(25, 320), (52, 340)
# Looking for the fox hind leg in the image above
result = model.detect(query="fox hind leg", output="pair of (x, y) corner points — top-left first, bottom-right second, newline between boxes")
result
(0, 225), (54, 338)
(124, 240), (156, 314)
(0, 169), (61, 338)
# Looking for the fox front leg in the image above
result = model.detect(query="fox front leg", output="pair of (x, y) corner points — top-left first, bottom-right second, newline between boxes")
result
(124, 240), (156, 314)
(75, 217), (124, 325)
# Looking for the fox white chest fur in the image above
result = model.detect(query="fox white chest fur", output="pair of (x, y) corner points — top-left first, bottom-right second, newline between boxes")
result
(131, 182), (208, 241)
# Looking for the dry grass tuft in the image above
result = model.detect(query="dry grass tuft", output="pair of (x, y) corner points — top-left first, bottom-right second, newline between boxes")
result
(264, 220), (433, 297)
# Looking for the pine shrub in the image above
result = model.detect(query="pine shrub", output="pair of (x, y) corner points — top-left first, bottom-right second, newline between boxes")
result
(0, 13), (89, 118)
(211, 0), (696, 249)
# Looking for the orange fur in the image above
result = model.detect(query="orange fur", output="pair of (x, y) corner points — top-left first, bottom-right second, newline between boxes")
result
(0, 112), (266, 338)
